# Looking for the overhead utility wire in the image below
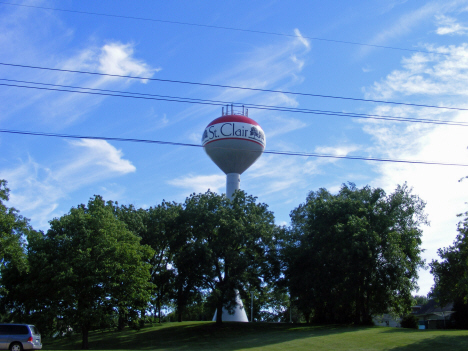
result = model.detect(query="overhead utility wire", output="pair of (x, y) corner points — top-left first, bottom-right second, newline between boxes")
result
(1, 129), (467, 167)
(0, 1), (449, 57)
(0, 62), (466, 112)
(2, 79), (467, 127)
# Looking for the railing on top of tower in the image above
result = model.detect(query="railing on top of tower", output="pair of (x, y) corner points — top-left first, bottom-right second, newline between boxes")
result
(221, 104), (249, 117)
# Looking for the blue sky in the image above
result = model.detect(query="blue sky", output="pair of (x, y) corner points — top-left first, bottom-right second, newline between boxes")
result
(1, 0), (468, 296)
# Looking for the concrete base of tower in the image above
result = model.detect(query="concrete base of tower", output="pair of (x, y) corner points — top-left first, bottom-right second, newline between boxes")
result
(212, 290), (249, 322)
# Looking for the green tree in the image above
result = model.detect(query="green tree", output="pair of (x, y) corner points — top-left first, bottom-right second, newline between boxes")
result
(430, 208), (468, 328)
(0, 180), (38, 323)
(25, 196), (154, 349)
(0, 180), (30, 277)
(181, 190), (280, 324)
(413, 295), (429, 306)
(144, 202), (180, 322)
(114, 201), (181, 323)
(284, 183), (427, 324)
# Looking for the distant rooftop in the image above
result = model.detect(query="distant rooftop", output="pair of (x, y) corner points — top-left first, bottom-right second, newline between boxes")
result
(414, 299), (454, 316)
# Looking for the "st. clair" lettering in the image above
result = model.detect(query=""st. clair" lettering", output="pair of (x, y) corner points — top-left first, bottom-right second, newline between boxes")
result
(202, 122), (265, 145)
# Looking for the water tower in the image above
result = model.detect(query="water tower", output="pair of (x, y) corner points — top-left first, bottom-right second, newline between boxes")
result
(202, 105), (266, 199)
(202, 105), (266, 322)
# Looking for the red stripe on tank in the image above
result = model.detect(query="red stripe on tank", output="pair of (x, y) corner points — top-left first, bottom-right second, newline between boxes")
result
(206, 115), (260, 127)
(203, 137), (265, 148)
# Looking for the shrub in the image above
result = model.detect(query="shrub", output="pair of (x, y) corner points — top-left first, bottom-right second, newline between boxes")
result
(400, 314), (418, 329)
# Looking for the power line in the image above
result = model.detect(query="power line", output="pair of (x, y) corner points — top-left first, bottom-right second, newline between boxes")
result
(2, 79), (467, 127)
(1, 129), (467, 167)
(0, 1), (449, 57)
(0, 62), (466, 112)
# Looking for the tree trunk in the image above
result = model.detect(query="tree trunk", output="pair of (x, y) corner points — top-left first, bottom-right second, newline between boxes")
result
(158, 291), (162, 323)
(216, 302), (223, 325)
(177, 297), (183, 322)
(177, 284), (184, 322)
(81, 327), (89, 350)
(118, 313), (125, 331)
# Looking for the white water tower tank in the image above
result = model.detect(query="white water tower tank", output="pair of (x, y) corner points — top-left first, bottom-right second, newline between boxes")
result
(202, 106), (266, 200)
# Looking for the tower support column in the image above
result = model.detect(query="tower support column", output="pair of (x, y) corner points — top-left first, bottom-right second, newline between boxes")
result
(226, 173), (240, 200)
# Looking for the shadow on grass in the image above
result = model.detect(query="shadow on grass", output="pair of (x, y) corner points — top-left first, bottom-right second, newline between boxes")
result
(388, 334), (468, 351)
(45, 322), (368, 351)
(46, 323), (468, 351)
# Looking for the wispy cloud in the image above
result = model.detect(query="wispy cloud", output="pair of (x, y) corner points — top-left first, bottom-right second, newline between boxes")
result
(293, 28), (311, 51)
(435, 14), (468, 35)
(43, 42), (158, 124)
(167, 174), (225, 194)
(99, 43), (158, 76)
(267, 116), (307, 138)
(1, 140), (135, 229)
(244, 143), (360, 197)
(0, 2), (158, 126)
(363, 44), (468, 100)
(358, 1), (457, 57)
(67, 139), (136, 174)
(314, 145), (360, 157)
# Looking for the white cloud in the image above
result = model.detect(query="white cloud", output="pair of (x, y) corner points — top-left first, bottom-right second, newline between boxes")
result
(267, 116), (307, 138)
(42, 42), (159, 124)
(68, 139), (136, 174)
(435, 14), (468, 35)
(1, 140), (135, 229)
(0, 4), (160, 126)
(245, 144), (359, 197)
(364, 44), (468, 99)
(293, 28), (311, 51)
(247, 154), (306, 195)
(314, 145), (360, 157)
(98, 43), (160, 82)
(167, 174), (226, 194)
(290, 55), (305, 70)
(0, 41), (159, 126)
(358, 2), (456, 57)
(61, 42), (158, 82)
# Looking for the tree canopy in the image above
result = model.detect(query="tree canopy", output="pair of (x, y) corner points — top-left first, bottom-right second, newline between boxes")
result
(1, 177), (447, 337)
(178, 190), (281, 324)
(0, 180), (31, 276)
(24, 196), (154, 349)
(284, 183), (427, 324)
(430, 208), (468, 328)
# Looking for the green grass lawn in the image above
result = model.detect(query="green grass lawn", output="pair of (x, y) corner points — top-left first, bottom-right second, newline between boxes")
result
(43, 322), (468, 351)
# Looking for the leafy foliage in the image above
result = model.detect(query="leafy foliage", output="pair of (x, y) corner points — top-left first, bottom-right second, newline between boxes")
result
(0, 180), (39, 325)
(22, 196), (153, 348)
(0, 180), (30, 277)
(284, 183), (427, 324)
(413, 295), (429, 306)
(180, 190), (281, 324)
(113, 201), (180, 324)
(430, 209), (468, 328)
(400, 314), (419, 329)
